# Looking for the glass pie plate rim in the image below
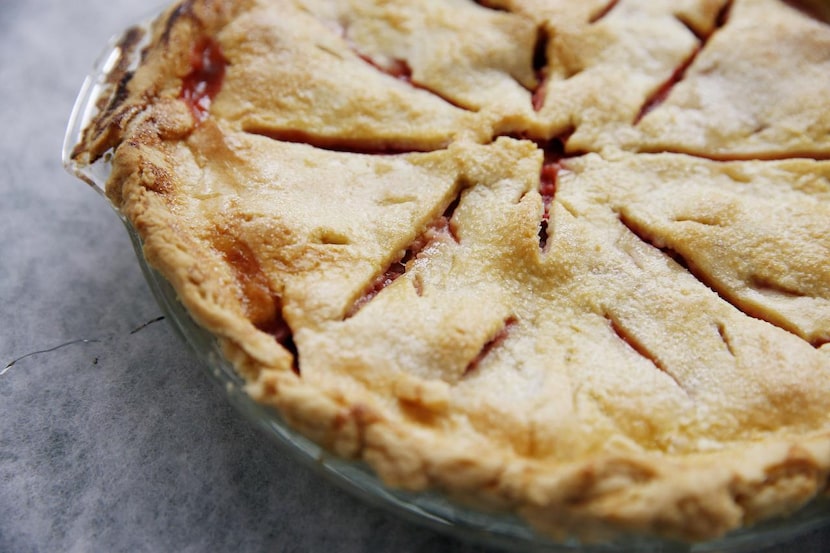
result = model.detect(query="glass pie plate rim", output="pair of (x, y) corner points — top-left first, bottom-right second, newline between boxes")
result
(62, 9), (830, 553)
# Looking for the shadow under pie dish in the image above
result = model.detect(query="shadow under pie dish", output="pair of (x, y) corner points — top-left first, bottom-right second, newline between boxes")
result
(64, 0), (830, 549)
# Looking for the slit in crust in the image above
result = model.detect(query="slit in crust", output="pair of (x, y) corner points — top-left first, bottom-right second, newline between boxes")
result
(464, 316), (517, 376)
(635, 1), (734, 124)
(589, 0), (619, 24)
(345, 193), (462, 319)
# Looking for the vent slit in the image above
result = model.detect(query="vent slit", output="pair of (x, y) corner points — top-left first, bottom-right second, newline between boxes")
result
(345, 259), (407, 320)
(531, 26), (550, 112)
(634, 48), (699, 124)
(345, 193), (463, 319)
(635, 0), (734, 124)
(606, 312), (686, 393)
(465, 317), (517, 376)
(589, 0), (620, 24)
(538, 139), (569, 251)
(471, 0), (509, 12)
(617, 211), (820, 348)
(716, 322), (737, 358)
(349, 46), (475, 112)
(243, 126), (444, 155)
(315, 17), (477, 112)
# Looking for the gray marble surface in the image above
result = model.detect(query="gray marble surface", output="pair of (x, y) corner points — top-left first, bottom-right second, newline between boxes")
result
(1, 1), (829, 552)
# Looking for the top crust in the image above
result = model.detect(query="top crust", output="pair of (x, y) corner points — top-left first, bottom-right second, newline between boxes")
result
(74, 0), (830, 543)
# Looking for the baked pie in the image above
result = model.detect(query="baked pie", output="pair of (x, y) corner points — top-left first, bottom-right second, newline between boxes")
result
(72, 0), (830, 542)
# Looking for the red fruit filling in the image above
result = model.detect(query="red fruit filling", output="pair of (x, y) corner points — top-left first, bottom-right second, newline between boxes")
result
(531, 27), (550, 111)
(213, 233), (299, 370)
(538, 140), (568, 250)
(243, 127), (437, 154)
(180, 37), (228, 123)
(356, 53), (414, 84)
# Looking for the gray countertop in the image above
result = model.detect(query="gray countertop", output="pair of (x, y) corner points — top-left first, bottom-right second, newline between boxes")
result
(1, 1), (828, 551)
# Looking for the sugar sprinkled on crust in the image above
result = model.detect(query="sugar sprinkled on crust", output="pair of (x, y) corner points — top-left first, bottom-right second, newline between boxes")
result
(73, 0), (830, 542)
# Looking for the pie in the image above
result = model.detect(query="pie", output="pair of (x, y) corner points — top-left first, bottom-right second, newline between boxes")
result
(71, 0), (830, 543)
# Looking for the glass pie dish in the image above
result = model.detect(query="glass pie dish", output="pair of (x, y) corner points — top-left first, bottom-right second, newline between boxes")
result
(62, 10), (830, 553)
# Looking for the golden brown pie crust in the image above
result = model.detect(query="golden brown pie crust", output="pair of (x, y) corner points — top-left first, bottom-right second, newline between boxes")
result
(73, 0), (830, 543)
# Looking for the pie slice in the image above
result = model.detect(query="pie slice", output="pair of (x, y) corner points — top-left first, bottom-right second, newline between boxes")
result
(71, 0), (830, 543)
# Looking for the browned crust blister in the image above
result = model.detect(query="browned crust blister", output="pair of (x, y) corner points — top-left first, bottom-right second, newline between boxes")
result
(73, 0), (830, 543)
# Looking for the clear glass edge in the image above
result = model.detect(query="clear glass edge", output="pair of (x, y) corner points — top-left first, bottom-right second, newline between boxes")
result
(61, 14), (830, 553)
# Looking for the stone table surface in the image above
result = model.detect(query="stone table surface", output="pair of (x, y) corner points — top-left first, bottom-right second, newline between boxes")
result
(1, 1), (829, 552)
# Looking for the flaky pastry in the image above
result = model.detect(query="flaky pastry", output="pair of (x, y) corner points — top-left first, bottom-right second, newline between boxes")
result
(73, 0), (830, 542)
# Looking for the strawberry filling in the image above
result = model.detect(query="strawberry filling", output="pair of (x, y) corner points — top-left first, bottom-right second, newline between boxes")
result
(531, 28), (549, 112)
(538, 140), (568, 250)
(180, 37), (227, 123)
(213, 233), (298, 370)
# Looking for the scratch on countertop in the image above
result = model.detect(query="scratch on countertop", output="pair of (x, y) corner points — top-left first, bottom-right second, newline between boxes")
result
(129, 315), (166, 335)
(2, 316), (166, 376)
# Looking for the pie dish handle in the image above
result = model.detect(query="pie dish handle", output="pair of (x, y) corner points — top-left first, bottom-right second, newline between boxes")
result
(62, 18), (153, 201)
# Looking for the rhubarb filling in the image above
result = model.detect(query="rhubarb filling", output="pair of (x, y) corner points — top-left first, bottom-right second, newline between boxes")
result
(180, 37), (227, 123)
